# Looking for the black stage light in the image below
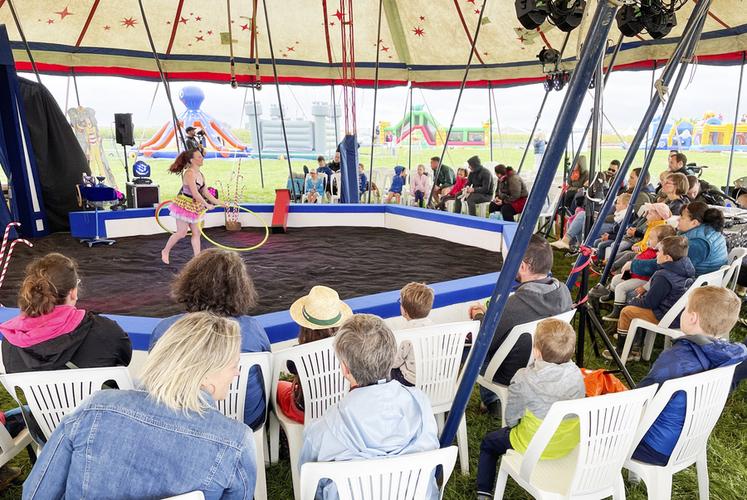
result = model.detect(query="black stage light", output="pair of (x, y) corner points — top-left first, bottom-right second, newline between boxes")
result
(643, 7), (676, 39)
(538, 47), (561, 66)
(550, 0), (587, 32)
(516, 0), (549, 30)
(544, 74), (554, 92)
(616, 4), (645, 37)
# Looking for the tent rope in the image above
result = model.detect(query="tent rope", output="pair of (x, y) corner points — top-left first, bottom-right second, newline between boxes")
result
(6, 0), (41, 84)
(366, 0), (384, 204)
(226, 0), (237, 88)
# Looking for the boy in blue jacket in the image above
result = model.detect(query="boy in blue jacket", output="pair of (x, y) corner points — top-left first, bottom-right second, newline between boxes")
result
(385, 165), (407, 204)
(631, 286), (747, 465)
(609, 235), (695, 361)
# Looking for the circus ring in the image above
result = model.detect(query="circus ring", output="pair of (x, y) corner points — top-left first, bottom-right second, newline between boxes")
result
(0, 205), (516, 375)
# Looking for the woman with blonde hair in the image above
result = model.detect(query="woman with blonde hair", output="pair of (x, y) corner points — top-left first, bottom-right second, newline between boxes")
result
(23, 312), (257, 499)
(0, 253), (131, 373)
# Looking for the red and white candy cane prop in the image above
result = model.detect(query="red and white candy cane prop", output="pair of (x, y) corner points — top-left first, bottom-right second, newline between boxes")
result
(0, 221), (21, 263)
(0, 237), (33, 290)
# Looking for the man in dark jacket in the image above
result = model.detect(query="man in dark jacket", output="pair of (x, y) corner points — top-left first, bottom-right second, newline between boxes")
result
(430, 156), (455, 206)
(469, 235), (574, 415)
(454, 156), (493, 216)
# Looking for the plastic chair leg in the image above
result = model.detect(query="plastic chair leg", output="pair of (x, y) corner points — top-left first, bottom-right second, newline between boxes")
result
(642, 330), (657, 361)
(612, 474), (626, 500)
(253, 430), (268, 500)
(493, 463), (509, 500)
(286, 425), (305, 500)
(268, 413), (280, 464)
(620, 330), (636, 366)
(650, 472), (673, 500)
(457, 415), (469, 475)
(696, 451), (709, 500)
(435, 413), (445, 434)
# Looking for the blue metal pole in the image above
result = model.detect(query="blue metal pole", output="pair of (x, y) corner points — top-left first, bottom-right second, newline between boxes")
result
(567, 0), (711, 289)
(439, 0), (618, 448)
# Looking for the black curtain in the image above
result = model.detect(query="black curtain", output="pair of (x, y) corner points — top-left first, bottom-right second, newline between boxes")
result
(18, 77), (89, 233)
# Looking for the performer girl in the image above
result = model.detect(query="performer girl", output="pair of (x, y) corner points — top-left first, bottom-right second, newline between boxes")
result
(161, 149), (225, 264)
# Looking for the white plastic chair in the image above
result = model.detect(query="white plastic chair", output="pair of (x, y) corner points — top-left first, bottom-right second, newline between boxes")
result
(300, 446), (458, 500)
(624, 364), (737, 500)
(330, 172), (342, 203)
(394, 321), (479, 475)
(621, 267), (727, 364)
(460, 172), (496, 218)
(0, 425), (32, 468)
(722, 247), (746, 290)
(301, 173), (326, 204)
(215, 352), (272, 500)
(161, 492), (205, 500)
(494, 385), (658, 500)
(477, 310), (577, 426)
(0, 366), (133, 443)
(268, 336), (349, 499)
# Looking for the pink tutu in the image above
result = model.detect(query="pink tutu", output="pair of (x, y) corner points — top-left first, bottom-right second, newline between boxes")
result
(168, 194), (204, 224)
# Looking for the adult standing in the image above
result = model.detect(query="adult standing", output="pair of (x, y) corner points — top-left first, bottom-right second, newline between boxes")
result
(488, 165), (528, 222)
(454, 156), (493, 216)
(184, 126), (204, 155)
(429, 156), (455, 206)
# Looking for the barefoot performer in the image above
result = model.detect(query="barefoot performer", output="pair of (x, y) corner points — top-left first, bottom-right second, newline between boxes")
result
(161, 149), (225, 264)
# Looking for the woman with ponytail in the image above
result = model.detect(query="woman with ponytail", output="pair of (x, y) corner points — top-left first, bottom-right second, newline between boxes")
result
(161, 149), (225, 264)
(0, 253), (132, 373)
(677, 201), (728, 275)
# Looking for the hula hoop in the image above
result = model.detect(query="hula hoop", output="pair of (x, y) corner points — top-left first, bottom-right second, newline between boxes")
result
(199, 206), (269, 252)
(155, 199), (204, 234)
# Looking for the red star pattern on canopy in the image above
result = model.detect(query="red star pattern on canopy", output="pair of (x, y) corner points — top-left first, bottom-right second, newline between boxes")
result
(241, 23), (249, 30)
(179, 16), (188, 25)
(333, 9), (344, 21)
(195, 35), (204, 42)
(103, 25), (110, 30)
(121, 17), (137, 28)
(47, 19), (54, 24)
(412, 26), (425, 37)
(55, 6), (73, 20)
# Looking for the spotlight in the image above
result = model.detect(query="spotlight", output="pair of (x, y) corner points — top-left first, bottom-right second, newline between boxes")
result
(550, 0), (586, 32)
(516, 0), (548, 30)
(616, 4), (645, 37)
(538, 47), (561, 66)
(642, 3), (676, 39)
(544, 74), (554, 92)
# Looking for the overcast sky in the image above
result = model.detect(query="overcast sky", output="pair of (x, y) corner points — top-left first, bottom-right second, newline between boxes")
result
(22, 63), (744, 138)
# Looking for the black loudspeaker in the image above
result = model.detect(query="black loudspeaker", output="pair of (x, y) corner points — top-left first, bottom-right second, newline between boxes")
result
(114, 113), (135, 146)
(126, 182), (160, 208)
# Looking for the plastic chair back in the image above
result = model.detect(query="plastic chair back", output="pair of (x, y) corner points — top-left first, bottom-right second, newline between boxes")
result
(216, 352), (271, 422)
(723, 247), (746, 290)
(272, 336), (348, 422)
(657, 268), (726, 328)
(519, 386), (657, 497)
(299, 446), (458, 500)
(394, 321), (477, 410)
(632, 364), (736, 472)
(0, 366), (133, 441)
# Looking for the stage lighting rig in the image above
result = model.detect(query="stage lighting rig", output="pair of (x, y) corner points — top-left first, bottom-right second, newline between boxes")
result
(516, 0), (586, 32)
(616, 0), (680, 39)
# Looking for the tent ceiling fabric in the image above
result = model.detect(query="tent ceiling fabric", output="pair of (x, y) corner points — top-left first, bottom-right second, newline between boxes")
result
(1, 0), (746, 88)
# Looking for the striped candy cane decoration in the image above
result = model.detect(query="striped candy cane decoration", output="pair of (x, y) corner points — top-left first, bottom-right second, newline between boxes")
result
(0, 222), (21, 266)
(0, 238), (33, 290)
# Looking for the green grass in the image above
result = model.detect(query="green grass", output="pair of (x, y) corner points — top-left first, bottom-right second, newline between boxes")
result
(98, 141), (742, 205)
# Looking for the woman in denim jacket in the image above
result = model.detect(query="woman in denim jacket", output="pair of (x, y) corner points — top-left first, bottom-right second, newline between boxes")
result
(23, 312), (257, 500)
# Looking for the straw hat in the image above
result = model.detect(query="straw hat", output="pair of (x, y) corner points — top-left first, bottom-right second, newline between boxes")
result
(289, 286), (353, 330)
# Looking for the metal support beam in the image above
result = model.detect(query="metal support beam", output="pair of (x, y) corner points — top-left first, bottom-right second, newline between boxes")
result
(440, 0), (619, 448)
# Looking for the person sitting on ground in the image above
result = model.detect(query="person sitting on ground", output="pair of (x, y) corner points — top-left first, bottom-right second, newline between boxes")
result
(389, 282), (435, 387)
(660, 172), (690, 215)
(677, 201), (728, 275)
(276, 286), (352, 424)
(410, 164), (431, 208)
(476, 318), (585, 499)
(0, 253), (132, 373)
(611, 202), (671, 272)
(604, 236), (695, 361)
(630, 286), (747, 465)
(384, 165), (407, 204)
(150, 249), (270, 430)
(304, 170), (325, 203)
(299, 314), (439, 500)
(562, 155), (589, 212)
(429, 156), (455, 206)
(469, 235), (573, 416)
(23, 312), (257, 499)
(602, 224), (677, 321)
(488, 165), (528, 222)
(436, 167), (468, 211)
(454, 156), (493, 216)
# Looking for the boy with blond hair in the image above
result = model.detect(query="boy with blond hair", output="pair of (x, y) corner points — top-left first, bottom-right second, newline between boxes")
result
(631, 286), (747, 465)
(390, 282), (434, 386)
(476, 318), (585, 499)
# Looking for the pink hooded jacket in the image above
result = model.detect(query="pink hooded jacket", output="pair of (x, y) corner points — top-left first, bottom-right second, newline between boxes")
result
(410, 172), (431, 195)
(0, 305), (85, 348)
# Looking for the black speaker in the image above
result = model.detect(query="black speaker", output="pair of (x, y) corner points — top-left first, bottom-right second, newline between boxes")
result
(126, 182), (160, 208)
(114, 113), (135, 146)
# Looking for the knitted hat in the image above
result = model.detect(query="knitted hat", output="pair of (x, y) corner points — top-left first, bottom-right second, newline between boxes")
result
(644, 202), (672, 221)
(289, 286), (353, 330)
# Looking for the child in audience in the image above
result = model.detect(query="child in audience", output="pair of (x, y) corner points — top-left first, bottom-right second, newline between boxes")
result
(304, 170), (325, 203)
(390, 282), (435, 387)
(358, 163), (368, 197)
(604, 235), (695, 361)
(276, 286), (352, 424)
(631, 286), (747, 465)
(594, 193), (632, 260)
(299, 314), (439, 500)
(612, 202), (671, 271)
(436, 167), (468, 211)
(410, 164), (431, 208)
(476, 319), (585, 499)
(384, 165), (406, 204)
(602, 224), (677, 321)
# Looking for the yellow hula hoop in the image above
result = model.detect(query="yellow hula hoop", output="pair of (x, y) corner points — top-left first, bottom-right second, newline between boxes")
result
(154, 199), (207, 234)
(199, 205), (270, 252)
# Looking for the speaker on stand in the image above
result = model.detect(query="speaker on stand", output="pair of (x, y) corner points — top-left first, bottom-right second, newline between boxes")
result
(114, 113), (135, 184)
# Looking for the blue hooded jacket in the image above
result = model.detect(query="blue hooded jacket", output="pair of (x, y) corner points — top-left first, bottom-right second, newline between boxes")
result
(629, 257), (696, 324)
(681, 224), (728, 275)
(388, 166), (406, 194)
(636, 335), (747, 459)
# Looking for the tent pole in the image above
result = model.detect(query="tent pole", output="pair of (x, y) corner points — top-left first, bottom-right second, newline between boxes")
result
(408, 84), (413, 173)
(645, 61), (657, 155)
(587, 1), (711, 287)
(426, 0), (488, 209)
(261, 0), (296, 200)
(517, 90), (550, 175)
(367, 0), (384, 204)
(440, 0), (619, 448)
(491, 85), (504, 150)
(726, 51), (745, 196)
(6, 0), (41, 84)
(488, 82), (494, 162)
(331, 85), (339, 147)
(250, 86), (265, 189)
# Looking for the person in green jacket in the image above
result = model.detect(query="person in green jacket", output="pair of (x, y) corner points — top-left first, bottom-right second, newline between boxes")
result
(429, 156), (455, 206)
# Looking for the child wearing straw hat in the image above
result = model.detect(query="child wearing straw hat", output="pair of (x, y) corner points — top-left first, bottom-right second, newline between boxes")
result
(276, 286), (353, 423)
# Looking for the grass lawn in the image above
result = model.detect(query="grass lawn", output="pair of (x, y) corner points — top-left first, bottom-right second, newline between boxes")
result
(0, 248), (745, 499)
(101, 142), (744, 205)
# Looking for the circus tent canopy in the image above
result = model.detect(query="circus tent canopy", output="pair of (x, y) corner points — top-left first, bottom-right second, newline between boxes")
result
(1, 0), (746, 88)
